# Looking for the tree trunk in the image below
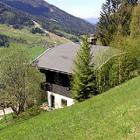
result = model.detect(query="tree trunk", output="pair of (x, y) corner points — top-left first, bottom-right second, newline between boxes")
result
(11, 100), (26, 116)
(11, 106), (19, 116)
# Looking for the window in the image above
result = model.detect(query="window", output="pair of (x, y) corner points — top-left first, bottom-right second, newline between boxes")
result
(61, 99), (67, 107)
(50, 95), (55, 108)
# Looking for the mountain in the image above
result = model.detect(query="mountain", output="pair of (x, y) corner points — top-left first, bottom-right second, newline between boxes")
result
(86, 17), (99, 25)
(0, 1), (33, 27)
(0, 0), (95, 36)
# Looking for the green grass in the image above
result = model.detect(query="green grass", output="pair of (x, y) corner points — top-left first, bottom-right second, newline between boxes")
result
(0, 24), (68, 45)
(0, 77), (140, 140)
(11, 43), (46, 60)
(0, 24), (69, 59)
(0, 114), (14, 131)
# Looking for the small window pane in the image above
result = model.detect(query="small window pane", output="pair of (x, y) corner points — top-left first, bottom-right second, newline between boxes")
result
(61, 99), (67, 107)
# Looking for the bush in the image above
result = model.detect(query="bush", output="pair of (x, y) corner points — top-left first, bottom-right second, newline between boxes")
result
(0, 34), (9, 47)
(31, 27), (45, 34)
(13, 106), (43, 120)
(13, 24), (23, 30)
(27, 106), (42, 116)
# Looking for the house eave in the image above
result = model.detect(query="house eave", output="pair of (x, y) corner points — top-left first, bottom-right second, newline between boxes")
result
(38, 66), (72, 76)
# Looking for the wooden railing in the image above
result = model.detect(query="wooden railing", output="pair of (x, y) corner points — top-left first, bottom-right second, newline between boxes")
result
(41, 82), (71, 97)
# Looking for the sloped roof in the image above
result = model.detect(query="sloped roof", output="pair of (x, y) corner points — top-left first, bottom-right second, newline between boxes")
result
(35, 43), (114, 74)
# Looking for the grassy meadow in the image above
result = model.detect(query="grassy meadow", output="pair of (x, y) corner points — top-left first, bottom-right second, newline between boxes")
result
(0, 76), (140, 140)
(0, 24), (70, 59)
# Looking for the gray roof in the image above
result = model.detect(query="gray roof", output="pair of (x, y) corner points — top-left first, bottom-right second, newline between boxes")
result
(35, 43), (115, 74)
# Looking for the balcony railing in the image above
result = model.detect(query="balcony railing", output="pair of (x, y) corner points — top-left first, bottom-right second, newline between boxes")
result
(41, 82), (71, 97)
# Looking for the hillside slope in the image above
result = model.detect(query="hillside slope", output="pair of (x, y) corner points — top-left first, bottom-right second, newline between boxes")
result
(0, 0), (95, 36)
(0, 24), (70, 59)
(0, 1), (33, 27)
(0, 77), (140, 140)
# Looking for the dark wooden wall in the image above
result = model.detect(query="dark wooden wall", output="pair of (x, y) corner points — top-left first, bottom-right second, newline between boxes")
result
(40, 69), (71, 97)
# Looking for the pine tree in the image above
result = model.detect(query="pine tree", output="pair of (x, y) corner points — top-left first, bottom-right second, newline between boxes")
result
(71, 36), (97, 101)
(96, 0), (138, 46)
(96, 0), (121, 46)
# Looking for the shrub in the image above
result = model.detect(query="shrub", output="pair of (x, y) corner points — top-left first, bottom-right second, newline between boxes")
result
(31, 27), (45, 34)
(13, 24), (23, 30)
(0, 34), (9, 47)
(14, 106), (43, 120)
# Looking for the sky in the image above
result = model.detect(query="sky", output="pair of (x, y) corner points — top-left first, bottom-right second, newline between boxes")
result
(46, 0), (106, 19)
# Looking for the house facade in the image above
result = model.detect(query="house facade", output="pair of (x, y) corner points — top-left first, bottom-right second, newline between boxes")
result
(35, 43), (111, 109)
(40, 69), (74, 108)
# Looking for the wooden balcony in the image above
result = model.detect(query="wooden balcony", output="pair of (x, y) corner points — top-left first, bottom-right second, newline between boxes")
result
(41, 82), (71, 98)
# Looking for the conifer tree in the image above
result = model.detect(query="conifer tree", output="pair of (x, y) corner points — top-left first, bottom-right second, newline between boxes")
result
(71, 36), (97, 101)
(96, 0), (138, 46)
(96, 0), (121, 46)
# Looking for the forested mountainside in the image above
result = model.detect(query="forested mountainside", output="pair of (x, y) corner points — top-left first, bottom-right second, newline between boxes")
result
(0, 0), (95, 36)
(0, 1), (33, 27)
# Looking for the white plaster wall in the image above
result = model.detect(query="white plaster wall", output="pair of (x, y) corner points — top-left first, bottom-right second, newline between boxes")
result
(47, 91), (74, 109)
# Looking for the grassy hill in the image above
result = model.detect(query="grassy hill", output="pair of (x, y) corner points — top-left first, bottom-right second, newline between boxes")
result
(0, 24), (70, 59)
(0, 76), (140, 140)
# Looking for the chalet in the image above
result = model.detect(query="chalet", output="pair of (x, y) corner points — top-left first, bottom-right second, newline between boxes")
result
(34, 42), (113, 109)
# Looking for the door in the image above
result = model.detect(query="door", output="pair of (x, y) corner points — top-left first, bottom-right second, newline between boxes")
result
(50, 95), (55, 108)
